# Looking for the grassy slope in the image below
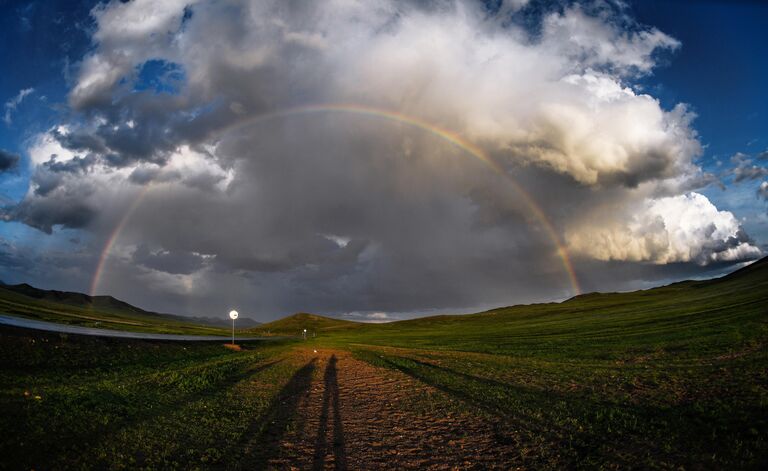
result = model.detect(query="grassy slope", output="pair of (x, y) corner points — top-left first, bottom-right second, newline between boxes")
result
(0, 285), (229, 336)
(320, 258), (768, 469)
(249, 312), (361, 335)
(330, 257), (768, 360)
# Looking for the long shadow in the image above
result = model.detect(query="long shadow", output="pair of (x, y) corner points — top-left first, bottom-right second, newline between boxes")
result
(373, 354), (593, 444)
(312, 355), (347, 470)
(66, 357), (285, 469)
(373, 353), (683, 466)
(232, 357), (318, 469)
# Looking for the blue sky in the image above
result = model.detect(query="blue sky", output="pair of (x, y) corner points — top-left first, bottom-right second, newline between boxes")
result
(0, 0), (96, 197)
(634, 0), (768, 242)
(0, 0), (766, 320)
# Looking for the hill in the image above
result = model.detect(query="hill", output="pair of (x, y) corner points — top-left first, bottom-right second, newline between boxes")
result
(325, 256), (768, 357)
(249, 312), (361, 335)
(0, 282), (258, 335)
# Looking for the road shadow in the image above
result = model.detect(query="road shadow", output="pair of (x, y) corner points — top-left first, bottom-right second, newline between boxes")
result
(312, 355), (348, 470)
(232, 357), (318, 469)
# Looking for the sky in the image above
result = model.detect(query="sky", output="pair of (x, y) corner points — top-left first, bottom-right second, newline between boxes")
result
(0, 0), (766, 322)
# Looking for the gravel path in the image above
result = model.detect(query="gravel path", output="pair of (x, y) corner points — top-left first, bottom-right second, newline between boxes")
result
(259, 348), (520, 470)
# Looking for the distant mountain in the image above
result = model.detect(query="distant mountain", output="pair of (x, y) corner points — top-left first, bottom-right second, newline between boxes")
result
(249, 312), (359, 334)
(0, 281), (261, 328)
(248, 257), (768, 335)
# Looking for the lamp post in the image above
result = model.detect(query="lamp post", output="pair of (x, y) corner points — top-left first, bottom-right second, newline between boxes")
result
(229, 310), (239, 345)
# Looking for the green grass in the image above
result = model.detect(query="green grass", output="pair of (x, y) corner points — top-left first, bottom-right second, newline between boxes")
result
(0, 327), (309, 469)
(325, 258), (768, 361)
(1, 259), (767, 469)
(314, 259), (768, 469)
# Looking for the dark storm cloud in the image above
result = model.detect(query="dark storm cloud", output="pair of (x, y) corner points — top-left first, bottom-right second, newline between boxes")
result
(5, 158), (99, 233)
(99, 117), (573, 315)
(42, 154), (97, 174)
(9, 197), (96, 234)
(0, 237), (96, 292)
(0, 149), (20, 173)
(128, 166), (181, 185)
(52, 128), (109, 155)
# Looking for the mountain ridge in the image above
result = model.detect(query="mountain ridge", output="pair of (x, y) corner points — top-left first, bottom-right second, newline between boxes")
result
(0, 281), (261, 328)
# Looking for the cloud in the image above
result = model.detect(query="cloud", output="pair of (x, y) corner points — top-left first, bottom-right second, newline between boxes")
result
(0, 149), (20, 173)
(49, 0), (700, 188)
(758, 181), (768, 201)
(3, 87), (34, 125)
(2, 0), (760, 318)
(567, 192), (761, 265)
(540, 4), (680, 76)
(728, 152), (768, 183)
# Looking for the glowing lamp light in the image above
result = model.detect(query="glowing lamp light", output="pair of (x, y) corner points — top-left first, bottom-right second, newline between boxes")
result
(229, 310), (239, 345)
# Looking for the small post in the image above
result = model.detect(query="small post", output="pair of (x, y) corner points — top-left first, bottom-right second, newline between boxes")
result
(303, 328), (307, 340)
(229, 310), (239, 345)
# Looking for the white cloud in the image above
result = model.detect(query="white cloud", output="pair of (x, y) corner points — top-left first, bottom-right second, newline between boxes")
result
(758, 181), (768, 201)
(334, 5), (698, 187)
(4, 87), (34, 125)
(64, 0), (702, 188)
(322, 234), (351, 248)
(540, 6), (680, 76)
(28, 127), (76, 166)
(70, 0), (193, 108)
(568, 192), (761, 264)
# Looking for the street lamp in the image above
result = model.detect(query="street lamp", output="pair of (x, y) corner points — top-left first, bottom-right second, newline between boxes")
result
(303, 328), (307, 340)
(229, 310), (239, 345)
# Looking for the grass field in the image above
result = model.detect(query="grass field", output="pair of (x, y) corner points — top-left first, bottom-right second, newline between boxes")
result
(1, 259), (766, 469)
(0, 327), (303, 469)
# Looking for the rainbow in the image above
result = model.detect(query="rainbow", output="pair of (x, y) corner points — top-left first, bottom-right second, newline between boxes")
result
(89, 184), (153, 296)
(90, 104), (581, 297)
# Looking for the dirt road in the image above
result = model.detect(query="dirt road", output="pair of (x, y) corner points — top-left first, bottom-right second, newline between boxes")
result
(237, 348), (520, 470)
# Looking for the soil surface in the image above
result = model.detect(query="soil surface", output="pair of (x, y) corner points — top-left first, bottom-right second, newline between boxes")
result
(245, 348), (521, 470)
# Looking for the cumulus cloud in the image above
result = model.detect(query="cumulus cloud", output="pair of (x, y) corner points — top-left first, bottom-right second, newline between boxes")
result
(1, 0), (760, 318)
(568, 192), (761, 265)
(47, 0), (700, 188)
